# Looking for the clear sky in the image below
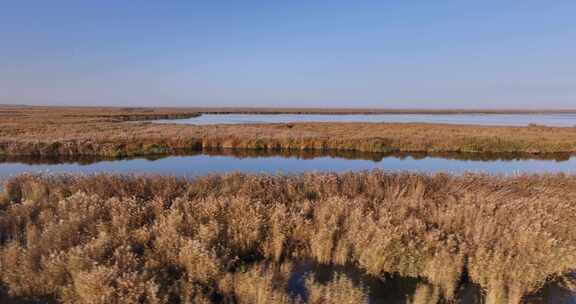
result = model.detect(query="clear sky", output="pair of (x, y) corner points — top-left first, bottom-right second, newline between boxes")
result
(1, 1), (575, 108)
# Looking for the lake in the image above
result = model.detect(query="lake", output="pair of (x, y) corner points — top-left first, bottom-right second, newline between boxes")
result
(1, 150), (575, 178)
(152, 113), (576, 127)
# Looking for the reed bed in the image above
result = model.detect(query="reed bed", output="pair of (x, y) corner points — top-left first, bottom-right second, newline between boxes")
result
(0, 172), (575, 303)
(1, 106), (576, 157)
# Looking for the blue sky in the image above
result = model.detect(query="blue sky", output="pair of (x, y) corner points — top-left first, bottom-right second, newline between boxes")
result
(1, 1), (575, 108)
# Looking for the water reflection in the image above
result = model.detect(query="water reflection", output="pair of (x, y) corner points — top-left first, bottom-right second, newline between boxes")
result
(289, 262), (420, 304)
(0, 149), (573, 165)
(0, 149), (575, 177)
(524, 275), (576, 304)
(288, 262), (574, 304)
(0, 262), (572, 303)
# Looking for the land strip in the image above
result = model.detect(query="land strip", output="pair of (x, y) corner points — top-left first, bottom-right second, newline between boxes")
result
(1, 106), (575, 157)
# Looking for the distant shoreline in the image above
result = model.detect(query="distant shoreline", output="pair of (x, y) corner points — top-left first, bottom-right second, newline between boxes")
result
(1, 106), (576, 158)
(2, 105), (576, 115)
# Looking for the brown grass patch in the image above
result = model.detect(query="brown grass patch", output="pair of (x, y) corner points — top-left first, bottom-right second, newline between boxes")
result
(0, 106), (575, 157)
(0, 172), (574, 303)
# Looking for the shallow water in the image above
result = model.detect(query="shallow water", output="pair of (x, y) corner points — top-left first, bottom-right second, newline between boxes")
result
(289, 262), (421, 304)
(0, 150), (575, 178)
(288, 262), (575, 304)
(1, 263), (572, 303)
(152, 113), (576, 127)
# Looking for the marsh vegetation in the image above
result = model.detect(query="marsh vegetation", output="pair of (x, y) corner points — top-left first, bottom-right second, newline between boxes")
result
(0, 172), (575, 303)
(1, 106), (576, 303)
(1, 106), (576, 157)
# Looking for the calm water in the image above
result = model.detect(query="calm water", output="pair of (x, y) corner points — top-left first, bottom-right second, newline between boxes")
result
(152, 113), (576, 127)
(1, 262), (572, 303)
(288, 262), (575, 304)
(1, 150), (575, 178)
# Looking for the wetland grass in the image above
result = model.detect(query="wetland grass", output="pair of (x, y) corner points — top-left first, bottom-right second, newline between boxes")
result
(1, 106), (576, 157)
(0, 172), (574, 303)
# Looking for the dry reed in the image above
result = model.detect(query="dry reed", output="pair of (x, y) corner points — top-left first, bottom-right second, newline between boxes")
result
(1, 106), (576, 157)
(0, 171), (574, 303)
